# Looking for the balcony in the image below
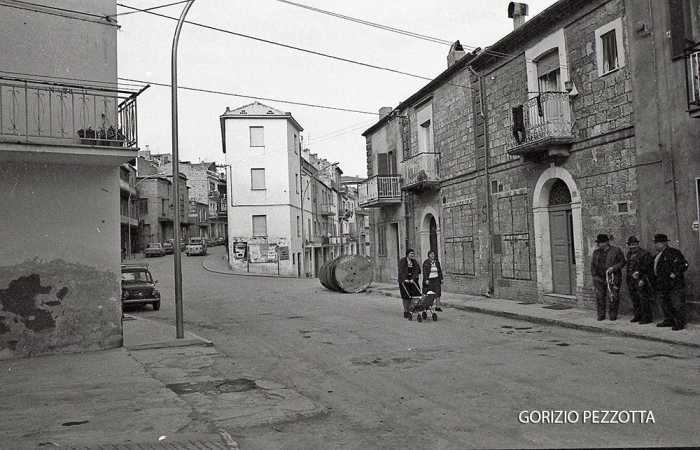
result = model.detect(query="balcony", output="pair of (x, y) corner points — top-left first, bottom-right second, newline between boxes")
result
(687, 45), (700, 118)
(0, 78), (139, 164)
(506, 92), (574, 158)
(358, 175), (402, 208)
(320, 203), (336, 216)
(401, 152), (440, 192)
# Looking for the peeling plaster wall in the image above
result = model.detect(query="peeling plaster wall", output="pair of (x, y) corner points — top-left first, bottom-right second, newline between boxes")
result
(0, 162), (122, 359)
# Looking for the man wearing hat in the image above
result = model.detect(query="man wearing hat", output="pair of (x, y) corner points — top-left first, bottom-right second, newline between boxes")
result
(651, 234), (689, 330)
(590, 234), (626, 320)
(625, 236), (654, 324)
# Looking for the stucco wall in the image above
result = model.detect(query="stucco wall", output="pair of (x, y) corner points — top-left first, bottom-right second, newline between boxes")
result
(0, 161), (123, 359)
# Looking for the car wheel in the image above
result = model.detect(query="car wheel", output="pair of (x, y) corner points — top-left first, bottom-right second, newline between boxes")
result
(152, 301), (161, 311)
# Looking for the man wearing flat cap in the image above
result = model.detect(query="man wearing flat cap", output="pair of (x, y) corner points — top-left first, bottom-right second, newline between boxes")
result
(625, 236), (654, 324)
(651, 234), (689, 330)
(590, 234), (626, 320)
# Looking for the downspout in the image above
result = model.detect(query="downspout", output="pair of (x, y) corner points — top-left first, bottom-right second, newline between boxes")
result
(469, 65), (494, 296)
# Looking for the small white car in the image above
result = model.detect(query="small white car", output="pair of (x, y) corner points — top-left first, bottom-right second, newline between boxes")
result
(144, 242), (165, 257)
(186, 237), (207, 256)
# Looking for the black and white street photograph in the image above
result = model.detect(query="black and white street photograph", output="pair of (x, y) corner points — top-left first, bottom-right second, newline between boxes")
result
(2, 0), (700, 449)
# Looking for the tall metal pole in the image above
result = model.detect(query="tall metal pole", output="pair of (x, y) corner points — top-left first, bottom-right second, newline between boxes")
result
(172, 0), (194, 339)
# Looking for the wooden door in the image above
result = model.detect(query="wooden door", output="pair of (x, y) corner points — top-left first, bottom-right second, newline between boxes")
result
(549, 207), (573, 295)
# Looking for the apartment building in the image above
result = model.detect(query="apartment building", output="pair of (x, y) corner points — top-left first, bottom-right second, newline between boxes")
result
(0, 0), (141, 358)
(360, 0), (700, 319)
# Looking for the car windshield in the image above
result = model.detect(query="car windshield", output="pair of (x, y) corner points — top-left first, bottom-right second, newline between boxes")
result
(121, 270), (153, 283)
(189, 238), (202, 244)
(147, 244), (161, 248)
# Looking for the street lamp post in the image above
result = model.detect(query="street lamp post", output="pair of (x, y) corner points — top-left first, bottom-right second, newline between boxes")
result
(300, 161), (338, 278)
(127, 172), (166, 259)
(171, 0), (195, 339)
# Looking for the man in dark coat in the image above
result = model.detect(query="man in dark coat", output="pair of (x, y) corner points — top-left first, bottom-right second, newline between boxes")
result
(590, 234), (626, 321)
(651, 234), (689, 330)
(625, 236), (654, 324)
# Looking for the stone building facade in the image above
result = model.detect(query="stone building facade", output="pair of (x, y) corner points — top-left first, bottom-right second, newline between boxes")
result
(360, 0), (700, 318)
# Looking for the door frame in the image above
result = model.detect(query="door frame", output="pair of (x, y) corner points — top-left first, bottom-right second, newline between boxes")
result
(532, 167), (583, 298)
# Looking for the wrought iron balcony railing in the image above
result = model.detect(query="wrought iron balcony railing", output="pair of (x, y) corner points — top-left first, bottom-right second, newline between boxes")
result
(357, 175), (402, 207)
(401, 152), (440, 191)
(506, 92), (574, 157)
(0, 78), (138, 147)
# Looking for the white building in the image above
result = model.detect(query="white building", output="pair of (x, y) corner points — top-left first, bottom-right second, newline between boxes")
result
(220, 102), (304, 276)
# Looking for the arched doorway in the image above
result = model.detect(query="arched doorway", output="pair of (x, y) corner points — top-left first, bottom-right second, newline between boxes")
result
(419, 207), (441, 262)
(532, 167), (583, 300)
(548, 179), (575, 295)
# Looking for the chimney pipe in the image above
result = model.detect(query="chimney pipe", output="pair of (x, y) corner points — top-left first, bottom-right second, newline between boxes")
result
(508, 2), (529, 30)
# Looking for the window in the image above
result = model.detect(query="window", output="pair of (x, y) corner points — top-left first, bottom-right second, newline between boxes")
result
(252, 215), (267, 237)
(251, 168), (265, 190)
(296, 174), (299, 193)
(416, 102), (433, 155)
(294, 134), (298, 154)
(139, 198), (148, 214)
(377, 224), (387, 256)
(297, 216), (301, 236)
(670, 0), (700, 58)
(250, 126), (264, 147)
(536, 49), (561, 91)
(595, 18), (626, 76)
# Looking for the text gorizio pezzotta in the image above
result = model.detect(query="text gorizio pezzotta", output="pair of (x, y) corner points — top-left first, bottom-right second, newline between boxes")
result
(518, 410), (655, 424)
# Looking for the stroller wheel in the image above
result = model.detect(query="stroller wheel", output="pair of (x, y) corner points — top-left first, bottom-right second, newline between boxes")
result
(407, 314), (413, 321)
(417, 314), (423, 322)
(422, 312), (427, 320)
(432, 313), (438, 321)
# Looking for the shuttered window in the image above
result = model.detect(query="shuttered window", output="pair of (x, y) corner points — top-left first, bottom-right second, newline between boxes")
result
(250, 126), (264, 147)
(251, 168), (265, 190)
(252, 215), (267, 237)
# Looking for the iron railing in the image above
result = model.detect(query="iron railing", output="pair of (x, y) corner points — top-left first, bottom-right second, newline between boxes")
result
(507, 92), (573, 150)
(0, 79), (138, 147)
(401, 152), (439, 187)
(357, 175), (402, 206)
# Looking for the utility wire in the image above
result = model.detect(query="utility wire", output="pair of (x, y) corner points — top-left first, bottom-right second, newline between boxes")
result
(114, 0), (190, 17)
(276, 0), (452, 46)
(115, 3), (440, 84)
(118, 76), (379, 115)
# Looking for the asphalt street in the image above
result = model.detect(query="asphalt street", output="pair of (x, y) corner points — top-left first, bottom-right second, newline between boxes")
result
(129, 247), (700, 449)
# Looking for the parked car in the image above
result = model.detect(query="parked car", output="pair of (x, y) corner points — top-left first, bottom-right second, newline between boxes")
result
(204, 237), (216, 247)
(144, 242), (165, 257)
(120, 263), (161, 310)
(162, 241), (174, 255)
(186, 237), (207, 256)
(216, 237), (226, 246)
(166, 238), (186, 252)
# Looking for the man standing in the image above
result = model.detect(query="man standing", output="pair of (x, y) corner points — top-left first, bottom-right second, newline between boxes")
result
(652, 234), (689, 331)
(590, 234), (626, 321)
(625, 236), (654, 324)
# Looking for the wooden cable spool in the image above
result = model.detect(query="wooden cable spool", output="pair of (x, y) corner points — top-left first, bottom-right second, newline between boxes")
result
(319, 254), (373, 293)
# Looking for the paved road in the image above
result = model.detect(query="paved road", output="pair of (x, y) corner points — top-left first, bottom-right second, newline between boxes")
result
(132, 247), (700, 449)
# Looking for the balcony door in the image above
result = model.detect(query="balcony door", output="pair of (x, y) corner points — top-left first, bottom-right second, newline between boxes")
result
(377, 150), (397, 176)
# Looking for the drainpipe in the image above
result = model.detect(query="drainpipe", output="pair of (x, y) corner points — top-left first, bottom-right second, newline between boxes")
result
(469, 65), (494, 296)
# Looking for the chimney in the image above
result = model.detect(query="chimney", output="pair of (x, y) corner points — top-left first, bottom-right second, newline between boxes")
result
(447, 40), (467, 68)
(508, 2), (529, 30)
(379, 107), (393, 119)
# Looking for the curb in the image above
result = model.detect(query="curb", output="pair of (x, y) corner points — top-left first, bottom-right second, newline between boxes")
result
(202, 253), (300, 279)
(365, 288), (700, 350)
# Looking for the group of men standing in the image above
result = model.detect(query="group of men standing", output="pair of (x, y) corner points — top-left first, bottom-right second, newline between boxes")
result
(591, 233), (689, 331)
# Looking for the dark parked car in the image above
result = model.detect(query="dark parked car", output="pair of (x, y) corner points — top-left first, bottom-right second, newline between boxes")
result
(166, 238), (185, 251)
(121, 263), (161, 310)
(144, 242), (165, 257)
(162, 241), (174, 254)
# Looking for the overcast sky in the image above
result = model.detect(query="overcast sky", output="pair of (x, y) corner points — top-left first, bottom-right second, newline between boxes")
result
(117, 0), (559, 178)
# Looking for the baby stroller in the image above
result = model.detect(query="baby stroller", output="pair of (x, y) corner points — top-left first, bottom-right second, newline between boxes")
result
(401, 280), (438, 322)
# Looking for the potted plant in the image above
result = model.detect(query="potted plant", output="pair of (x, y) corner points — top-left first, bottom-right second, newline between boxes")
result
(77, 127), (97, 145)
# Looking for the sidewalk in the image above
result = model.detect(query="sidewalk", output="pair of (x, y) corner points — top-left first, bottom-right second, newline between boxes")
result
(0, 312), (324, 449)
(365, 281), (700, 349)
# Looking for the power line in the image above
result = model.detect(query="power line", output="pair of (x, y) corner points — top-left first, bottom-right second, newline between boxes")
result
(114, 1), (190, 17)
(276, 0), (453, 46)
(118, 76), (379, 115)
(115, 3), (440, 84)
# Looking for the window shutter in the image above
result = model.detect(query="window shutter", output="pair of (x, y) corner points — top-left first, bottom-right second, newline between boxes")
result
(252, 215), (267, 237)
(250, 126), (264, 147)
(670, 0), (687, 59)
(536, 49), (560, 77)
(377, 153), (389, 176)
